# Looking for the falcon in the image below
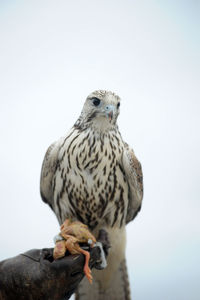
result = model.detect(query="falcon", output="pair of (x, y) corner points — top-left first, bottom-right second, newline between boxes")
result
(40, 90), (143, 300)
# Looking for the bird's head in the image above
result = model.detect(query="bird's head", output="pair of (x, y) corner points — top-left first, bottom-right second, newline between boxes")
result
(76, 90), (121, 132)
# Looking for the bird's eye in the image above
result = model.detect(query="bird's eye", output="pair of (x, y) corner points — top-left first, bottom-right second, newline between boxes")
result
(92, 98), (101, 106)
(117, 102), (120, 109)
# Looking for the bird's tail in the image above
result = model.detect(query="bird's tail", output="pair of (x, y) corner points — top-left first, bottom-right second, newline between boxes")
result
(75, 258), (131, 300)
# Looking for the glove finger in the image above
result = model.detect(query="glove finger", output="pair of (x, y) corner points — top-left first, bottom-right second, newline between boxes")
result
(89, 246), (101, 268)
(41, 248), (54, 261)
(97, 229), (110, 256)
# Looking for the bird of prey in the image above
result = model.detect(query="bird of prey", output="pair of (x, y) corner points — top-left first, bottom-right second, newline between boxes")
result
(40, 90), (143, 300)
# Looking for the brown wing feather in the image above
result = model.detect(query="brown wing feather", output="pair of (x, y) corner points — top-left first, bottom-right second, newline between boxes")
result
(40, 141), (59, 209)
(122, 144), (143, 224)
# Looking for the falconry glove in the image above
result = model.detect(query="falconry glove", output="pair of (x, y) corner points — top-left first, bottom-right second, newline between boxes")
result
(0, 230), (109, 300)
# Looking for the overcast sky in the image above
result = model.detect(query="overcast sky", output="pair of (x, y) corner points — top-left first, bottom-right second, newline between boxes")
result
(0, 1), (199, 299)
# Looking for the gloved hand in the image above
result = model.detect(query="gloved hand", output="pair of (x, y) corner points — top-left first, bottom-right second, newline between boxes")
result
(0, 230), (109, 300)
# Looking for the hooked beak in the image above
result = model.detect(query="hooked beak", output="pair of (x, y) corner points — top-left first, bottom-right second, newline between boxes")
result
(104, 105), (115, 121)
(108, 111), (113, 121)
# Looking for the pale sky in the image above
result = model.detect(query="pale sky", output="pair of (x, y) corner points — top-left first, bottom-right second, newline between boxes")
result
(0, 1), (199, 299)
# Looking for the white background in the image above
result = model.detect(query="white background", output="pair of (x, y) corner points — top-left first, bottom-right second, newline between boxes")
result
(0, 1), (199, 299)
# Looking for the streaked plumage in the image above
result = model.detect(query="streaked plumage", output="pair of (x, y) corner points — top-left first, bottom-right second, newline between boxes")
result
(40, 90), (143, 300)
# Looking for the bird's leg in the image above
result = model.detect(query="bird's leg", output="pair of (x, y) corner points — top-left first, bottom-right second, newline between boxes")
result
(77, 246), (92, 284)
(64, 237), (92, 282)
